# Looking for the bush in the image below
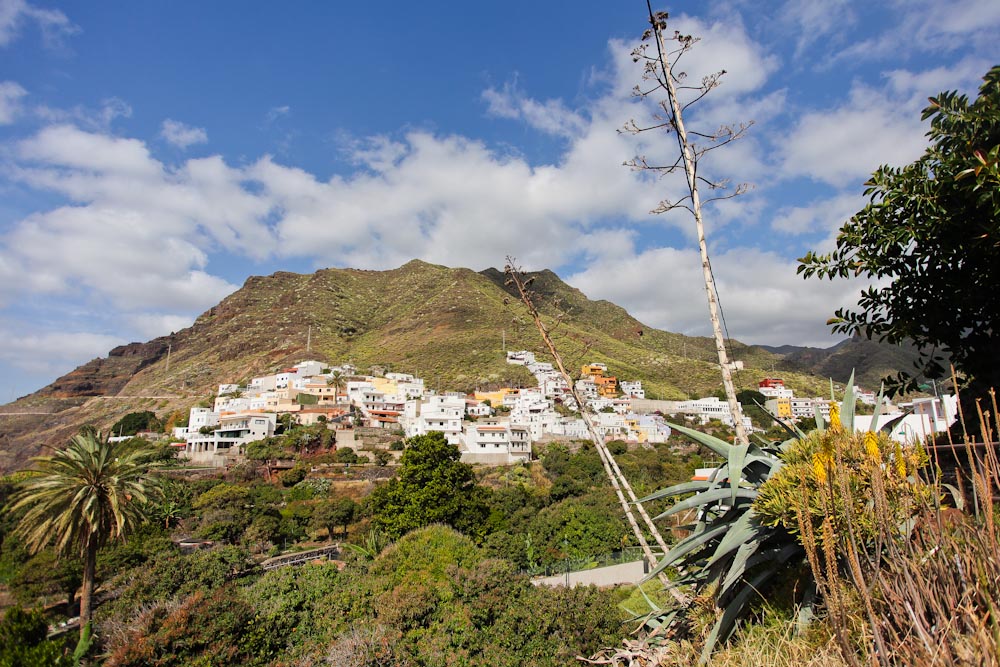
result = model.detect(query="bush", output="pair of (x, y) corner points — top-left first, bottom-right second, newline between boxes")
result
(279, 466), (307, 487)
(0, 606), (75, 666)
(335, 447), (362, 464)
(607, 439), (628, 455)
(111, 411), (163, 436)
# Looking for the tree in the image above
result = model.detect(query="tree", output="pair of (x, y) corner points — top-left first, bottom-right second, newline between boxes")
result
(736, 389), (771, 429)
(367, 432), (488, 538)
(7, 432), (162, 637)
(312, 498), (359, 539)
(800, 66), (1000, 401)
(245, 438), (288, 482)
(111, 410), (163, 436)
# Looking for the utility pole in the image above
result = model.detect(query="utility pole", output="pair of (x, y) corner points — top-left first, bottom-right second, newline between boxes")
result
(306, 326), (312, 353)
(165, 343), (171, 373)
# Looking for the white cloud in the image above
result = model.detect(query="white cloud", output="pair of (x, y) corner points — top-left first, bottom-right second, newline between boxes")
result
(0, 326), (124, 375)
(770, 193), (865, 240)
(160, 119), (208, 149)
(884, 57), (993, 107)
(34, 97), (132, 131)
(832, 1), (1000, 65)
(0, 0), (78, 48)
(0, 80), (26, 124)
(483, 80), (588, 139)
(569, 245), (869, 347)
(779, 0), (856, 57)
(780, 84), (927, 187)
(265, 105), (290, 122)
(128, 312), (197, 339)
(340, 134), (407, 172)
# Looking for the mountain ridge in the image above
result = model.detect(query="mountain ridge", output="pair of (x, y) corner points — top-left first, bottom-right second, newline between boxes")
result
(0, 260), (920, 472)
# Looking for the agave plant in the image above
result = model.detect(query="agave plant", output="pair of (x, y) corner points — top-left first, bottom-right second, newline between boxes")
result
(636, 421), (804, 664)
(639, 372), (910, 663)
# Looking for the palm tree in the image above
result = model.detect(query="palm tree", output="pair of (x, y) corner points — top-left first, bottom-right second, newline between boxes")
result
(8, 432), (162, 637)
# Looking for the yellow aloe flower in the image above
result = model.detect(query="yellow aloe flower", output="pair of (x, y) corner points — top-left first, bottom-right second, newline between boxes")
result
(828, 404), (842, 433)
(863, 431), (880, 461)
(813, 451), (830, 484)
(893, 441), (907, 477)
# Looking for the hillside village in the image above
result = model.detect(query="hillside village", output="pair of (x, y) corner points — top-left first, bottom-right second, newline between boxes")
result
(164, 352), (958, 469)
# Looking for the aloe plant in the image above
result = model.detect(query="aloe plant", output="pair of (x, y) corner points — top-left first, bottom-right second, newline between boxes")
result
(641, 372), (911, 663)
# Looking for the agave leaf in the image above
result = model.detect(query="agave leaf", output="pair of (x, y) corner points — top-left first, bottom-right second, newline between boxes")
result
(796, 581), (817, 635)
(870, 382), (886, 432)
(654, 488), (758, 521)
(743, 454), (783, 474)
(720, 541), (803, 597)
(641, 523), (732, 582)
(840, 370), (856, 430)
(667, 421), (734, 458)
(717, 534), (764, 597)
(814, 404), (825, 432)
(644, 607), (681, 631)
(756, 399), (807, 440)
(698, 567), (776, 665)
(728, 443), (750, 505)
(636, 480), (715, 504)
(942, 483), (965, 511)
(880, 411), (911, 435)
(705, 510), (758, 570)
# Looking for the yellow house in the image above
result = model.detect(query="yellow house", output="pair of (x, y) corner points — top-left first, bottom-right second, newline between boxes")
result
(371, 376), (399, 395)
(474, 388), (516, 406)
(766, 397), (792, 419)
(581, 363), (608, 377)
(595, 375), (618, 397)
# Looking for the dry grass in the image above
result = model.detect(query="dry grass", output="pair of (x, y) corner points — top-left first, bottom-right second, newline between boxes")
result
(801, 385), (1000, 667)
(585, 611), (848, 667)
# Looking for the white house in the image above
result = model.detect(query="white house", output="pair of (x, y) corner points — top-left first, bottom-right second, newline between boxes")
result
(293, 360), (326, 377)
(181, 412), (277, 466)
(249, 374), (278, 393)
(620, 381), (645, 399)
(507, 350), (536, 365)
(401, 395), (466, 445)
(509, 393), (558, 440)
(790, 397), (832, 421)
(459, 420), (532, 464)
(678, 397), (754, 432)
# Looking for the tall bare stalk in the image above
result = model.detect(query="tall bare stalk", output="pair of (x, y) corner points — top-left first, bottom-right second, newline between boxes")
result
(627, 6), (750, 446)
(504, 260), (686, 603)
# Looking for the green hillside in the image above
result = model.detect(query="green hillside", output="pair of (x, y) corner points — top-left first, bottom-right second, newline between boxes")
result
(0, 260), (849, 471)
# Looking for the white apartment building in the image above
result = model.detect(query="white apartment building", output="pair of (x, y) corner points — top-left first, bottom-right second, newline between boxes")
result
(215, 396), (251, 413)
(459, 420), (531, 464)
(575, 378), (599, 401)
(620, 381), (645, 399)
(181, 412), (277, 466)
(248, 374), (277, 393)
(679, 397), (754, 432)
(401, 395), (466, 445)
(506, 350), (536, 365)
(509, 393), (558, 440)
(759, 384), (794, 399)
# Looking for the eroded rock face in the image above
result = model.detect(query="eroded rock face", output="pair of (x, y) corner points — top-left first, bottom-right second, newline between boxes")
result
(37, 340), (171, 398)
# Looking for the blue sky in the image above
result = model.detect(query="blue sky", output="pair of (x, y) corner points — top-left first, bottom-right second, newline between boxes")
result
(1, 0), (999, 400)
